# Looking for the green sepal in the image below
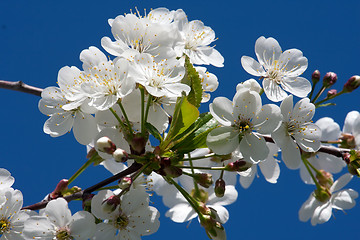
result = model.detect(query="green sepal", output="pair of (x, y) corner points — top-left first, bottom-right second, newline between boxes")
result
(145, 122), (163, 142)
(184, 56), (203, 108)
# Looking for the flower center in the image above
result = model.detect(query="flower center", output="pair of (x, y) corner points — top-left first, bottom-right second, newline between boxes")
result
(266, 60), (283, 84)
(191, 188), (209, 203)
(0, 219), (10, 234)
(55, 227), (73, 240)
(115, 213), (129, 230)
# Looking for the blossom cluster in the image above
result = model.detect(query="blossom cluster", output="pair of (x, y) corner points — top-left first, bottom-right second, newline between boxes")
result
(2, 6), (360, 240)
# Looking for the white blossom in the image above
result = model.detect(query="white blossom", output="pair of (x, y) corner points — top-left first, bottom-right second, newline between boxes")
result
(272, 95), (321, 169)
(241, 36), (311, 102)
(23, 198), (95, 240)
(207, 88), (282, 162)
(299, 173), (358, 226)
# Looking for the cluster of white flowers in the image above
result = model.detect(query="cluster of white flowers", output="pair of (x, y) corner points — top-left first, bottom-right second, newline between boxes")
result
(2, 6), (359, 240)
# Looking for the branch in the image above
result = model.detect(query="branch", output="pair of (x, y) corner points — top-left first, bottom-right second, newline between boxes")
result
(0, 80), (43, 97)
(21, 162), (143, 210)
(263, 135), (349, 159)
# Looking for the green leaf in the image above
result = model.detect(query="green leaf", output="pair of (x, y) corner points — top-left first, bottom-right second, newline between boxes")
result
(184, 56), (203, 108)
(160, 96), (199, 150)
(172, 117), (219, 153)
(145, 122), (163, 142)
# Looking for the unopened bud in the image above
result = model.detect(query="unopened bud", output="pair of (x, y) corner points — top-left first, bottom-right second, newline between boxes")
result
(339, 133), (356, 149)
(224, 160), (251, 172)
(119, 177), (132, 189)
(323, 72), (337, 88)
(214, 179), (226, 197)
(50, 179), (69, 199)
(200, 215), (226, 240)
(112, 148), (129, 163)
(193, 173), (213, 188)
(343, 75), (360, 93)
(316, 170), (333, 189)
(326, 89), (337, 98)
(102, 195), (120, 214)
(162, 166), (183, 178)
(96, 136), (116, 154)
(197, 202), (212, 216)
(347, 150), (360, 177)
(314, 187), (331, 202)
(312, 70), (321, 83)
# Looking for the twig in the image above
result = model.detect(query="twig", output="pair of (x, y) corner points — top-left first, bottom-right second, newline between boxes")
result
(21, 162), (142, 210)
(0, 80), (43, 97)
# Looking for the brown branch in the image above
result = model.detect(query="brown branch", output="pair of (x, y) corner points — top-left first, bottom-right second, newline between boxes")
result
(263, 135), (349, 159)
(0, 80), (43, 97)
(21, 162), (143, 210)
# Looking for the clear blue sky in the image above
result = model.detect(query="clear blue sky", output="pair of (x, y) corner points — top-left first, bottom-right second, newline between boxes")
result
(0, 0), (359, 239)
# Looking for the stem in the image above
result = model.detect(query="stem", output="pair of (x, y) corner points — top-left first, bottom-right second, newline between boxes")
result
(118, 101), (133, 134)
(315, 90), (345, 106)
(139, 86), (146, 134)
(311, 85), (326, 103)
(182, 153), (216, 161)
(304, 158), (322, 175)
(302, 156), (321, 190)
(131, 162), (151, 182)
(188, 154), (200, 193)
(167, 177), (202, 216)
(177, 166), (226, 171)
(97, 185), (120, 191)
(144, 94), (152, 125)
(68, 154), (97, 185)
(22, 162), (143, 211)
(308, 81), (318, 100)
(109, 107), (127, 130)
(0, 80), (43, 97)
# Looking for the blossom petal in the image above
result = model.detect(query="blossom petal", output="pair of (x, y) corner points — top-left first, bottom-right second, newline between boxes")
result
(281, 77), (311, 98)
(254, 36), (282, 67)
(240, 132), (269, 163)
(206, 127), (239, 155)
(209, 97), (234, 126)
(330, 173), (353, 192)
(240, 56), (265, 76)
(332, 189), (358, 210)
(299, 194), (318, 222)
(263, 78), (288, 102)
(311, 201), (332, 226)
(278, 49), (308, 77)
(45, 198), (72, 228)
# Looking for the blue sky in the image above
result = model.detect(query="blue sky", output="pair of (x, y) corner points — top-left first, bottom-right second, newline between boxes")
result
(0, 0), (359, 239)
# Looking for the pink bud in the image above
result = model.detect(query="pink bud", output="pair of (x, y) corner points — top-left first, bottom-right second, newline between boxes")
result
(312, 70), (321, 83)
(326, 89), (337, 98)
(96, 136), (116, 154)
(343, 75), (360, 93)
(102, 195), (120, 214)
(49, 179), (69, 199)
(112, 148), (129, 162)
(323, 72), (337, 87)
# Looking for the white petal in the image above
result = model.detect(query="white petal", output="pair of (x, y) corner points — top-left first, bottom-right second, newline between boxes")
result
(259, 157), (280, 184)
(240, 56), (265, 77)
(330, 173), (353, 192)
(315, 117), (341, 140)
(311, 201), (332, 225)
(165, 203), (197, 223)
(233, 89), (261, 120)
(278, 49), (308, 77)
(343, 111), (360, 134)
(0, 168), (14, 189)
(252, 104), (282, 134)
(281, 77), (311, 98)
(23, 216), (56, 239)
(332, 189), (358, 210)
(240, 132), (269, 163)
(263, 78), (288, 102)
(254, 36), (282, 66)
(69, 211), (96, 240)
(299, 194), (318, 222)
(73, 111), (98, 145)
(206, 126), (239, 155)
(239, 165), (256, 189)
(209, 97), (234, 126)
(45, 198), (72, 228)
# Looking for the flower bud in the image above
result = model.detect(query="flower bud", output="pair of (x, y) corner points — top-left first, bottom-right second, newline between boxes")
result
(197, 202), (212, 216)
(343, 75), (360, 93)
(339, 133), (356, 149)
(200, 215), (226, 240)
(96, 136), (116, 154)
(326, 89), (337, 98)
(314, 187), (331, 202)
(214, 179), (226, 197)
(316, 170), (333, 189)
(323, 72), (337, 88)
(112, 148), (129, 163)
(312, 70), (321, 84)
(224, 160), (251, 172)
(49, 179), (69, 199)
(102, 195), (120, 214)
(118, 177), (132, 190)
(347, 150), (360, 177)
(193, 173), (213, 188)
(162, 166), (183, 178)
